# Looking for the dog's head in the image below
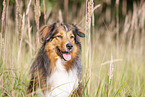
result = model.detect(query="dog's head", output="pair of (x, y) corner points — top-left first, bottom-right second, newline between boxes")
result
(39, 23), (85, 62)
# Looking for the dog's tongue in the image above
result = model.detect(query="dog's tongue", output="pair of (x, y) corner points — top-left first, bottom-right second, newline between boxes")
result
(63, 53), (71, 61)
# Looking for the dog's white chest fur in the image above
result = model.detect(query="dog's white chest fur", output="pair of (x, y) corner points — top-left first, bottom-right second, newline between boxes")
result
(43, 57), (79, 97)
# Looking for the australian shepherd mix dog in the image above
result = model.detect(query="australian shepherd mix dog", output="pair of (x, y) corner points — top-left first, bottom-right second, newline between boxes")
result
(27, 23), (85, 97)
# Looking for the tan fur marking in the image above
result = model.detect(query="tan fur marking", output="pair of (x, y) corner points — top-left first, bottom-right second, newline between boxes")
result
(45, 42), (58, 70)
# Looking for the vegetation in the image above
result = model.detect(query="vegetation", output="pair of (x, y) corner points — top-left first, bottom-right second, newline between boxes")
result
(0, 0), (145, 96)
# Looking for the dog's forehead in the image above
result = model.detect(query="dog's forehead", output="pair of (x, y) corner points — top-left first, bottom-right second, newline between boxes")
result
(55, 23), (75, 32)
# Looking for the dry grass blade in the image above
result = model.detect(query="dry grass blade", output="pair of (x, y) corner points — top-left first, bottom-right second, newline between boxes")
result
(116, 0), (120, 55)
(43, 0), (46, 24)
(27, 17), (33, 56)
(101, 59), (122, 66)
(1, 0), (6, 34)
(129, 2), (137, 50)
(18, 13), (25, 64)
(59, 10), (63, 23)
(78, 4), (101, 26)
(34, 0), (41, 52)
(15, 0), (19, 41)
(93, 4), (101, 11)
(34, 0), (41, 28)
(85, 0), (94, 93)
(1, 0), (6, 76)
(109, 53), (113, 84)
(0, 33), (2, 50)
(17, 1), (23, 42)
(26, 0), (32, 15)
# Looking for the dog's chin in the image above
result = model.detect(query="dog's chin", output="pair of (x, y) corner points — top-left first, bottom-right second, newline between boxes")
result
(56, 47), (72, 61)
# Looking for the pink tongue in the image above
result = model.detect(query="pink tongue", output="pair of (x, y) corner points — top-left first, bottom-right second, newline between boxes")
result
(62, 53), (71, 61)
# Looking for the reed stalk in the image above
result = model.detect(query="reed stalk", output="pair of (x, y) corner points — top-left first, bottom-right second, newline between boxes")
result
(26, 0), (32, 15)
(1, 0), (6, 35)
(59, 10), (63, 23)
(1, 0), (6, 88)
(85, 0), (94, 93)
(129, 2), (137, 52)
(34, 0), (41, 53)
(43, 0), (46, 24)
(0, 33), (2, 56)
(28, 17), (32, 56)
(15, 0), (19, 43)
(116, 0), (119, 55)
(140, 4), (145, 55)
(18, 13), (25, 65)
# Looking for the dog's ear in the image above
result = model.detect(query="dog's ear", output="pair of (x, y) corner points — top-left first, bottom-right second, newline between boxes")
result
(72, 24), (85, 38)
(76, 28), (85, 38)
(39, 23), (56, 42)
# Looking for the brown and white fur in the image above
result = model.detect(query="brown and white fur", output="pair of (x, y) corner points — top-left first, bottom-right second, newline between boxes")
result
(27, 23), (85, 97)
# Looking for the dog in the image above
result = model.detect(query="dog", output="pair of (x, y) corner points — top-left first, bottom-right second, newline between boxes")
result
(27, 23), (85, 97)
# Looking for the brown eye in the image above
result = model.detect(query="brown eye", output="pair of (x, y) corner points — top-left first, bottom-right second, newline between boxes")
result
(70, 36), (74, 39)
(57, 35), (63, 39)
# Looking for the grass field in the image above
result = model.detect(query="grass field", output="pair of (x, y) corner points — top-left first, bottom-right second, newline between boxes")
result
(0, 0), (145, 97)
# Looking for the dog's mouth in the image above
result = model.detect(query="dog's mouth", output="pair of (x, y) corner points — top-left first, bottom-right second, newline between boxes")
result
(56, 47), (71, 61)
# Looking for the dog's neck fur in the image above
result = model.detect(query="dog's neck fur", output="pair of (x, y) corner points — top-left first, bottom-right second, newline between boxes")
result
(36, 57), (79, 97)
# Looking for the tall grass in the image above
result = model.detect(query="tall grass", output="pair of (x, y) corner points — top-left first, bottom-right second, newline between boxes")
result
(0, 0), (145, 97)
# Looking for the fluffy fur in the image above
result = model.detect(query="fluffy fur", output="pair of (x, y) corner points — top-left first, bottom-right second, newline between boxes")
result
(27, 23), (85, 97)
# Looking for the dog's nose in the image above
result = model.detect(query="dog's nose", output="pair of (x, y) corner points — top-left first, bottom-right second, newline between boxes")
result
(66, 43), (73, 51)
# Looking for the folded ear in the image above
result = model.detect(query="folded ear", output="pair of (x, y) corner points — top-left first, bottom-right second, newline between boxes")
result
(72, 24), (85, 37)
(39, 23), (56, 41)
(77, 29), (85, 37)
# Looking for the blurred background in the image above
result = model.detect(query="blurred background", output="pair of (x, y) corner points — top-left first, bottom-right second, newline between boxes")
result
(0, 0), (144, 31)
(0, 0), (145, 96)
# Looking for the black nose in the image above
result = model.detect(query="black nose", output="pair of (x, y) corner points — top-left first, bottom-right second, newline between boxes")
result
(66, 43), (73, 51)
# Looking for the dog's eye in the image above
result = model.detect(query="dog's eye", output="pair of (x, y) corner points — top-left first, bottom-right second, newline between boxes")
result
(56, 35), (63, 39)
(70, 36), (74, 39)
